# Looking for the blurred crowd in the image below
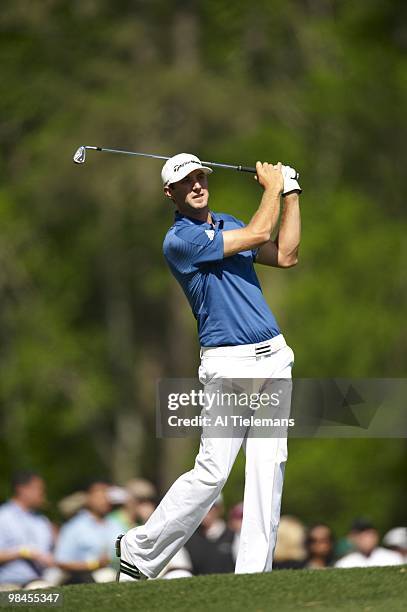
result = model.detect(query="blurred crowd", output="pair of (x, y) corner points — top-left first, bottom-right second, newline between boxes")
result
(0, 471), (405, 590)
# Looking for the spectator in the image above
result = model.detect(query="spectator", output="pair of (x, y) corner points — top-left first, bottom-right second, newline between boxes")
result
(382, 527), (407, 563)
(305, 523), (335, 569)
(273, 515), (306, 570)
(106, 486), (131, 535)
(184, 495), (235, 574)
(126, 479), (157, 525)
(108, 479), (157, 534)
(0, 471), (55, 588)
(54, 480), (118, 583)
(335, 519), (404, 568)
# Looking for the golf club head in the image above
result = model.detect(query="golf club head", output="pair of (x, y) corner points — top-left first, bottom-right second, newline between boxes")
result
(73, 146), (86, 164)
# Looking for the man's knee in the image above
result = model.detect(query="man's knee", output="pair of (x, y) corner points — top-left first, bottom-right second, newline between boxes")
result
(194, 456), (228, 489)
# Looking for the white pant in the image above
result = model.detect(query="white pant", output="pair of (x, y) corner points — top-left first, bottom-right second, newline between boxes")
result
(122, 335), (294, 577)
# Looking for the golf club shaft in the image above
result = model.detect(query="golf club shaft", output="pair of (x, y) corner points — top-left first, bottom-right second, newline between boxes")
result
(79, 146), (256, 173)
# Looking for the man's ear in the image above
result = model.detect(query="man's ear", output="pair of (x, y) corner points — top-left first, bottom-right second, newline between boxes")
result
(164, 185), (174, 201)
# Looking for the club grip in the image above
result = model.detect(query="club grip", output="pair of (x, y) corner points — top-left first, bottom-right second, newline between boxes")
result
(238, 165), (257, 173)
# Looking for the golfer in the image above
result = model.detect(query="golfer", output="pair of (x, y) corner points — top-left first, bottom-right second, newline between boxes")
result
(117, 154), (301, 580)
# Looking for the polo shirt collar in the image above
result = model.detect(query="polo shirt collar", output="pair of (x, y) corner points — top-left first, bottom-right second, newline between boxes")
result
(9, 500), (32, 515)
(175, 210), (218, 226)
(79, 509), (98, 522)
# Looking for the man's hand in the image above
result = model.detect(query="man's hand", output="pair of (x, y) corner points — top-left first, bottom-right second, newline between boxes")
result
(97, 553), (110, 569)
(34, 551), (55, 567)
(84, 554), (110, 571)
(255, 162), (284, 194)
(21, 548), (55, 567)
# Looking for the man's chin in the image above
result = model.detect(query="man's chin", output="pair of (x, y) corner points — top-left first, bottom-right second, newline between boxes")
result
(187, 200), (208, 209)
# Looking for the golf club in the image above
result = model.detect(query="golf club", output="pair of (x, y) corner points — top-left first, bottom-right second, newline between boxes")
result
(73, 145), (299, 179)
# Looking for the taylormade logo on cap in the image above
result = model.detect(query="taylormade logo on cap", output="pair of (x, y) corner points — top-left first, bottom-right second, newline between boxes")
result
(161, 153), (212, 186)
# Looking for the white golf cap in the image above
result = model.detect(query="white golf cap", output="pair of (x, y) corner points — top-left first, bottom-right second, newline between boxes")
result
(107, 485), (130, 505)
(383, 527), (407, 549)
(161, 153), (212, 186)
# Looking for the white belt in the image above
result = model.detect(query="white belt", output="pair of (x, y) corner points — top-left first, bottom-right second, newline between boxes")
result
(200, 334), (287, 359)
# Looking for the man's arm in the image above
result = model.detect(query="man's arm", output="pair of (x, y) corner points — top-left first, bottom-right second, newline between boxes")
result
(57, 555), (109, 573)
(0, 549), (21, 564)
(223, 162), (283, 258)
(54, 523), (110, 573)
(0, 548), (54, 566)
(255, 192), (301, 267)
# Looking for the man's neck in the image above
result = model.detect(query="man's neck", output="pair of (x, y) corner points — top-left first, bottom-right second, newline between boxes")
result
(177, 207), (212, 224)
(308, 556), (327, 568)
(86, 508), (105, 523)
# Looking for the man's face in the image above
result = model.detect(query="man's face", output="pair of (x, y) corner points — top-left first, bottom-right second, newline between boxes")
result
(86, 483), (111, 518)
(165, 169), (209, 214)
(352, 529), (379, 556)
(17, 477), (46, 510)
(135, 499), (156, 524)
(308, 525), (333, 557)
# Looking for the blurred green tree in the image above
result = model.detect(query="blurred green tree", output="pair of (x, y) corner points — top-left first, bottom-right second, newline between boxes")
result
(0, 0), (405, 535)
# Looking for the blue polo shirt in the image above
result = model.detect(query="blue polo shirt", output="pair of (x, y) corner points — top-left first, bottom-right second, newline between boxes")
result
(0, 501), (53, 585)
(54, 510), (118, 564)
(163, 211), (281, 347)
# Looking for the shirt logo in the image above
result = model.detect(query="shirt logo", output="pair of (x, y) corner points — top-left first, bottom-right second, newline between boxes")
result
(205, 229), (215, 241)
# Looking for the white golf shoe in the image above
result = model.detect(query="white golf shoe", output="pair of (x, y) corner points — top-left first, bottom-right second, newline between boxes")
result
(115, 534), (148, 582)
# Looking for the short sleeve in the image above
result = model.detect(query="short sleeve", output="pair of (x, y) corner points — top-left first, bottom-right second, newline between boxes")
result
(0, 511), (8, 547)
(219, 215), (258, 261)
(167, 225), (224, 267)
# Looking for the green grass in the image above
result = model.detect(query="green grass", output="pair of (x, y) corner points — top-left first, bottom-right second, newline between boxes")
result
(7, 566), (407, 612)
